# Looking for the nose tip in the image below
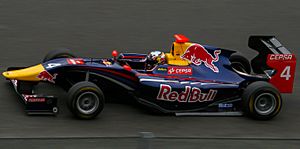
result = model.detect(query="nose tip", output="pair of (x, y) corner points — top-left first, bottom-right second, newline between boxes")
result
(2, 71), (11, 78)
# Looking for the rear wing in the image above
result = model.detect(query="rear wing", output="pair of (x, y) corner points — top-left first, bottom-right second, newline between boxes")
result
(249, 36), (291, 55)
(249, 36), (296, 93)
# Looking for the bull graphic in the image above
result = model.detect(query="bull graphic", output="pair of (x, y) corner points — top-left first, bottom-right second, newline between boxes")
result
(181, 44), (221, 73)
(37, 70), (57, 83)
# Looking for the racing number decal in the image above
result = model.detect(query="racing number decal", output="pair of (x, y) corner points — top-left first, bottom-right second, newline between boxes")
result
(46, 63), (61, 69)
(280, 66), (291, 80)
(267, 54), (296, 93)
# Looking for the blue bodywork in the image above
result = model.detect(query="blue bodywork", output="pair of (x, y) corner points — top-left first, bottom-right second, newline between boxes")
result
(41, 45), (266, 113)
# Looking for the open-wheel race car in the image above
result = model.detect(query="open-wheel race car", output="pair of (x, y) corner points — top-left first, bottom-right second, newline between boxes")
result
(2, 34), (296, 120)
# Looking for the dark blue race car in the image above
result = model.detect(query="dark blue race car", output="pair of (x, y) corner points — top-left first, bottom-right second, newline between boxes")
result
(2, 34), (296, 120)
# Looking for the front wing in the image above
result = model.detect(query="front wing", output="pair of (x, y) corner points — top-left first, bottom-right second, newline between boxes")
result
(8, 79), (58, 115)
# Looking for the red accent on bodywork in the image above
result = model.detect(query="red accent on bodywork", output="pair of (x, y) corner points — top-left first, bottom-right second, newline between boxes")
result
(89, 67), (138, 82)
(67, 58), (85, 65)
(266, 54), (296, 93)
(112, 50), (118, 57)
(174, 34), (189, 43)
(135, 73), (227, 84)
(123, 65), (132, 71)
(136, 73), (160, 77)
(122, 56), (146, 59)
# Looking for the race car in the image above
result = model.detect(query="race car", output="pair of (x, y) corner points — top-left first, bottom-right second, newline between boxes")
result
(2, 34), (296, 120)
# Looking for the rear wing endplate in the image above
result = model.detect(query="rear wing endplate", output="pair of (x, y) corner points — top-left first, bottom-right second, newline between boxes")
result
(249, 36), (296, 93)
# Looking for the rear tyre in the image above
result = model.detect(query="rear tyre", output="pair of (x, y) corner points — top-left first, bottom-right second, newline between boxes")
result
(242, 81), (282, 120)
(43, 49), (75, 62)
(229, 55), (251, 74)
(67, 81), (104, 119)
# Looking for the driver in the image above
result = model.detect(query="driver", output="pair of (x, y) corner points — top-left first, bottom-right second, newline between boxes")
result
(146, 51), (165, 70)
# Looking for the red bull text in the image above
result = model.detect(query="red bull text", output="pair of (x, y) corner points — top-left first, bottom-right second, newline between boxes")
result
(157, 84), (217, 103)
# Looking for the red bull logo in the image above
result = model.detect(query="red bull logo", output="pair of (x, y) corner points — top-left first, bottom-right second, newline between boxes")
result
(157, 84), (217, 103)
(37, 70), (57, 83)
(181, 44), (221, 73)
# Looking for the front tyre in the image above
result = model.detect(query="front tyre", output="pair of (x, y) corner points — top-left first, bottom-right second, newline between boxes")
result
(242, 81), (282, 120)
(43, 49), (75, 62)
(67, 81), (104, 119)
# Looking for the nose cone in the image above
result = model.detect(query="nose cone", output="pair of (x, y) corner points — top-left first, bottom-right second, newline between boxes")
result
(2, 71), (10, 78)
(2, 64), (45, 81)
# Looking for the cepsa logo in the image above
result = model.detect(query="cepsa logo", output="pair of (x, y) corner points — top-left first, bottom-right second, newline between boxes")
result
(157, 84), (217, 103)
(168, 66), (192, 75)
(269, 54), (293, 61)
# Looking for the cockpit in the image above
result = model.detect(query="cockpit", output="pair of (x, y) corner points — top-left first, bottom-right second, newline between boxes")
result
(116, 34), (193, 71)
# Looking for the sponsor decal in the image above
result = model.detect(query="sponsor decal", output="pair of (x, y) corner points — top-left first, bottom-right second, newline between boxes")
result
(22, 95), (46, 102)
(157, 67), (167, 71)
(102, 59), (112, 66)
(11, 79), (18, 87)
(269, 54), (293, 61)
(23, 95), (36, 101)
(266, 54), (296, 93)
(181, 44), (221, 73)
(157, 84), (217, 103)
(46, 63), (61, 69)
(218, 103), (233, 108)
(28, 98), (46, 102)
(67, 58), (85, 65)
(168, 66), (192, 75)
(37, 70), (57, 83)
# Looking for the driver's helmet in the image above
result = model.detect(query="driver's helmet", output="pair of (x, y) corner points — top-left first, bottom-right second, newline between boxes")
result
(147, 51), (165, 64)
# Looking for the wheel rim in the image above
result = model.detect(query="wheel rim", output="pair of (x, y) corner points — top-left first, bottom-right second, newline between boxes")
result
(76, 91), (99, 115)
(254, 93), (276, 115)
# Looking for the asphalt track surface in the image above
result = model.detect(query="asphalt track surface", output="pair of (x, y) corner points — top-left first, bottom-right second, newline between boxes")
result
(0, 0), (299, 148)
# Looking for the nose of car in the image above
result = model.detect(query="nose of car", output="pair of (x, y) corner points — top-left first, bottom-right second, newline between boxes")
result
(2, 64), (45, 81)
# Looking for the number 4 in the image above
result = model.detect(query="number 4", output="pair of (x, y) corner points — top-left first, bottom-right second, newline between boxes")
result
(280, 66), (291, 80)
(46, 63), (61, 69)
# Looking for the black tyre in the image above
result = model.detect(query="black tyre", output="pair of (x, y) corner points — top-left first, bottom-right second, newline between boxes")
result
(43, 49), (75, 62)
(67, 81), (104, 119)
(242, 81), (282, 120)
(229, 55), (251, 74)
